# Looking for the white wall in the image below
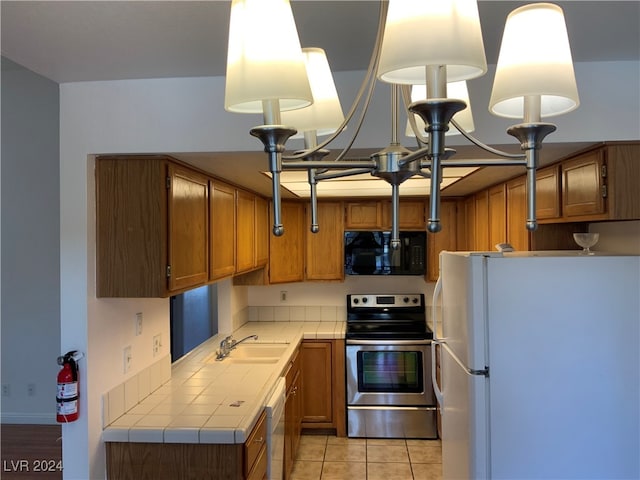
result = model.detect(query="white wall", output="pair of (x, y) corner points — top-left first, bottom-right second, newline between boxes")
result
(590, 221), (640, 254)
(57, 60), (639, 479)
(248, 276), (435, 307)
(1, 57), (60, 423)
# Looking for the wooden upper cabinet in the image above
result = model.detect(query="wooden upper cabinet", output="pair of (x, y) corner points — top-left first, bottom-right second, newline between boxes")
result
(167, 164), (210, 292)
(474, 190), (490, 251)
(344, 201), (384, 229)
(236, 189), (257, 274)
(209, 180), (236, 280)
(382, 200), (426, 230)
(269, 201), (305, 284)
(536, 164), (562, 221)
(561, 142), (640, 222)
(562, 148), (606, 219)
(255, 196), (269, 267)
(426, 200), (457, 282)
(345, 199), (426, 230)
(306, 201), (344, 281)
(506, 176), (530, 251)
(96, 155), (209, 297)
(488, 184), (507, 249)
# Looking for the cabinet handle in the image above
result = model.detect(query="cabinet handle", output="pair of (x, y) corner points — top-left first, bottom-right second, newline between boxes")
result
(253, 436), (264, 444)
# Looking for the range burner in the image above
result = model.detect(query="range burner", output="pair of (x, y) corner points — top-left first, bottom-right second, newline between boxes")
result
(346, 294), (432, 340)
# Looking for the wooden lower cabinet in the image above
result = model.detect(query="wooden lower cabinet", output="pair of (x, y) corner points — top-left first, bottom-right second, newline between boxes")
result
(284, 346), (302, 480)
(106, 412), (267, 480)
(300, 340), (346, 436)
(245, 410), (268, 480)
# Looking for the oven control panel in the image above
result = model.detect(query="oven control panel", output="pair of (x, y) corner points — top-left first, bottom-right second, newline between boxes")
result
(348, 294), (423, 308)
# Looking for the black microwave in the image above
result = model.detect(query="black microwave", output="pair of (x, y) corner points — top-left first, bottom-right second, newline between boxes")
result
(344, 231), (426, 275)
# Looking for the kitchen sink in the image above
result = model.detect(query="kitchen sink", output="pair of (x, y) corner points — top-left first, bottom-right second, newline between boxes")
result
(228, 343), (289, 360)
(205, 343), (289, 364)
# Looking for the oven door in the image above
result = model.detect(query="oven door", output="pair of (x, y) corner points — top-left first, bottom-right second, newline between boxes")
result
(346, 340), (434, 407)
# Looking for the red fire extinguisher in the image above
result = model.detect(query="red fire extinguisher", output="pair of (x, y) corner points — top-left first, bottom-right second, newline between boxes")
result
(56, 351), (80, 423)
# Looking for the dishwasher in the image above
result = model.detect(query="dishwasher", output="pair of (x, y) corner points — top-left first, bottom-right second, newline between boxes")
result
(265, 377), (286, 480)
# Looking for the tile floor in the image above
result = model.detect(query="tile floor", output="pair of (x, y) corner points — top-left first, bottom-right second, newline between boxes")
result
(290, 434), (442, 480)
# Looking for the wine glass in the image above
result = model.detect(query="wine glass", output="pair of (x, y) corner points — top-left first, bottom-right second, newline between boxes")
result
(573, 233), (599, 255)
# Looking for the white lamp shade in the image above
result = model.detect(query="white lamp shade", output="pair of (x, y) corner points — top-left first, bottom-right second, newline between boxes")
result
(281, 48), (345, 138)
(406, 82), (475, 137)
(489, 3), (579, 119)
(224, 0), (312, 114)
(378, 0), (487, 84)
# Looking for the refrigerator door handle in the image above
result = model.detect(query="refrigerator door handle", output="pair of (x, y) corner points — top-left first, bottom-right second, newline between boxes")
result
(432, 274), (443, 342)
(431, 340), (444, 407)
(443, 342), (490, 378)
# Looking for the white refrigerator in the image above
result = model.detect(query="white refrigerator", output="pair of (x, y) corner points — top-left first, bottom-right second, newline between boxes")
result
(432, 251), (640, 480)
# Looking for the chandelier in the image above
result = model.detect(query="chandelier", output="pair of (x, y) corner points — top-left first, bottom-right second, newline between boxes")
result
(224, 0), (579, 248)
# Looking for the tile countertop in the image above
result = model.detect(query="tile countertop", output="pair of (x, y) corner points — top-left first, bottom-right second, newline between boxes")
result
(102, 321), (345, 445)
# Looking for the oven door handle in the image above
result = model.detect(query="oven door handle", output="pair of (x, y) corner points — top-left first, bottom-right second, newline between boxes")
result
(346, 339), (432, 346)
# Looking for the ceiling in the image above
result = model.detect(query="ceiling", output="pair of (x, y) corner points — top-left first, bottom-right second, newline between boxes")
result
(2, 1), (638, 198)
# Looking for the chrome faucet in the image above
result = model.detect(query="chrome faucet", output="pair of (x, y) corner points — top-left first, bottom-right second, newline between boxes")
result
(215, 334), (258, 360)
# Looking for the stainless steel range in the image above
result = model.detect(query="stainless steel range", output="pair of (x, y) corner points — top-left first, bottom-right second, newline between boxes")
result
(346, 294), (438, 439)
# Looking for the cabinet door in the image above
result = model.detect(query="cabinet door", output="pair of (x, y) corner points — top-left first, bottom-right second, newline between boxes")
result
(506, 177), (530, 251)
(462, 196), (476, 251)
(236, 189), (256, 273)
(426, 200), (457, 282)
(382, 200), (426, 230)
(536, 165), (562, 220)
(306, 202), (344, 281)
(255, 196), (269, 267)
(488, 184), (507, 249)
(301, 341), (333, 424)
(96, 157), (167, 297)
(562, 149), (606, 218)
(167, 164), (209, 292)
(474, 190), (490, 251)
(269, 202), (304, 284)
(344, 201), (384, 229)
(210, 180), (236, 280)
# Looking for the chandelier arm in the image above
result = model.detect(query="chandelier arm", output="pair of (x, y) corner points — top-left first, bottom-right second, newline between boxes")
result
(390, 184), (400, 249)
(282, 159), (375, 170)
(314, 167), (375, 182)
(415, 170), (432, 179)
(402, 84), (431, 145)
(308, 169), (319, 233)
(450, 119), (526, 159)
(440, 158), (527, 168)
(283, 0), (388, 162)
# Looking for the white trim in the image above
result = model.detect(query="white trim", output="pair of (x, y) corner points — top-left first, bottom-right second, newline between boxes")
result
(1, 412), (57, 425)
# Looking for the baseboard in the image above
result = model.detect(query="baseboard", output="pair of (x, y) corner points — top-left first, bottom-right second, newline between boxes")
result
(1, 412), (57, 424)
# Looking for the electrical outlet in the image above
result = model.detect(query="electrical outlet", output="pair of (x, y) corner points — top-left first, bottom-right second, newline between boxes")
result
(153, 334), (161, 358)
(280, 290), (287, 302)
(123, 345), (132, 373)
(1, 384), (10, 397)
(135, 312), (143, 336)
(27, 383), (36, 397)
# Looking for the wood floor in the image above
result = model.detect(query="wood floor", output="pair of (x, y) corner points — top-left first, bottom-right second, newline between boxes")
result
(1, 424), (62, 480)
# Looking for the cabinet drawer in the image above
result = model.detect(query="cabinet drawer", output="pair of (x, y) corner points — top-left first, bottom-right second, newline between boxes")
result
(245, 410), (267, 476)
